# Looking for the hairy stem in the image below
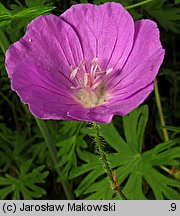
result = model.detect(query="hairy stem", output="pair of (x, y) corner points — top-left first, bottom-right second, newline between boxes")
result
(35, 119), (74, 200)
(93, 122), (127, 200)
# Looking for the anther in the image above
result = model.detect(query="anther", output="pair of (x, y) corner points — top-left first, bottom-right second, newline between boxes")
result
(70, 68), (78, 80)
(106, 68), (113, 74)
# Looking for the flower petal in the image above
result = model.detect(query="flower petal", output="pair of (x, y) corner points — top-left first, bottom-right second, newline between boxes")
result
(11, 60), (81, 120)
(67, 107), (113, 124)
(110, 49), (164, 99)
(107, 82), (155, 115)
(107, 20), (165, 91)
(5, 14), (83, 80)
(6, 4), (165, 123)
(11, 60), (113, 123)
(61, 2), (134, 71)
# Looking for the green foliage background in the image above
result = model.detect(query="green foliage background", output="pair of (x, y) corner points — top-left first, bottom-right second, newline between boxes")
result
(0, 0), (180, 200)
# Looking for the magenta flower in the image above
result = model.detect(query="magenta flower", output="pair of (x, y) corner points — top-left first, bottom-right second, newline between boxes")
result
(5, 3), (165, 123)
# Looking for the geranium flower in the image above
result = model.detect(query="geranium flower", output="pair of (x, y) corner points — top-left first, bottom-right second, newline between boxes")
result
(5, 2), (165, 123)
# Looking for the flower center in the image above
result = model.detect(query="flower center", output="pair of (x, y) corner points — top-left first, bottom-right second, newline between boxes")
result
(70, 58), (112, 108)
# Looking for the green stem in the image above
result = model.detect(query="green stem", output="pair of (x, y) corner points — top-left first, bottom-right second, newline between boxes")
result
(35, 119), (74, 200)
(93, 122), (127, 200)
(125, 0), (153, 10)
(154, 80), (172, 175)
(154, 81), (169, 142)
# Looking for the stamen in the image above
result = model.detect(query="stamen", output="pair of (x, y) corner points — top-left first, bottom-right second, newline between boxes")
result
(95, 70), (105, 75)
(84, 73), (88, 86)
(106, 68), (113, 74)
(71, 86), (82, 90)
(92, 57), (98, 63)
(69, 58), (112, 108)
(79, 60), (85, 68)
(70, 67), (78, 80)
(70, 60), (86, 80)
(92, 81), (101, 90)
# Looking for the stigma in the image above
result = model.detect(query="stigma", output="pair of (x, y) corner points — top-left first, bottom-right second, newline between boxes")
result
(70, 58), (112, 108)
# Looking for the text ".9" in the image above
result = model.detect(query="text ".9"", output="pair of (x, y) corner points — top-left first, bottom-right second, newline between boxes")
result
(169, 203), (176, 211)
